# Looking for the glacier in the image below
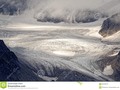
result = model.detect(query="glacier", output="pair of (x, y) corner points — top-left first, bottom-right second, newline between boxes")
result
(0, 0), (120, 81)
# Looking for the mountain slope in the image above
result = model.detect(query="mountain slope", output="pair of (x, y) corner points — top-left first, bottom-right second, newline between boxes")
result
(0, 40), (98, 81)
(0, 40), (42, 81)
(0, 0), (27, 15)
(0, 0), (120, 81)
(99, 13), (120, 37)
(97, 50), (120, 81)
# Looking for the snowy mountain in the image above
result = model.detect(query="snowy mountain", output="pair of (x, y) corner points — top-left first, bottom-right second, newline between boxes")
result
(0, 0), (120, 23)
(0, 40), (98, 81)
(0, 0), (120, 81)
(36, 9), (107, 23)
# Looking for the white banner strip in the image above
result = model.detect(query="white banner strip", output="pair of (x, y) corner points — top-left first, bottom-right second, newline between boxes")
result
(0, 82), (120, 90)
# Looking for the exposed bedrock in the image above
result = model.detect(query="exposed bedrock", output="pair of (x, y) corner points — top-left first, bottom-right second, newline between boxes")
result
(99, 13), (120, 37)
(97, 50), (120, 81)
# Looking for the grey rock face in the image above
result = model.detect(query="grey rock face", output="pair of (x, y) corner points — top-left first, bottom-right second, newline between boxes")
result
(36, 10), (107, 23)
(0, 0), (27, 15)
(97, 51), (120, 81)
(99, 13), (120, 37)
(0, 40), (42, 81)
(0, 40), (20, 80)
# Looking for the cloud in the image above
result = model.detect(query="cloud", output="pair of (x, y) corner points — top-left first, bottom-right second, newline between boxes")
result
(27, 0), (107, 10)
(46, 0), (103, 10)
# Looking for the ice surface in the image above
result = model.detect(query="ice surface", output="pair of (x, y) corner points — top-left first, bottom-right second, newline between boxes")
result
(0, 19), (117, 80)
(0, 0), (120, 81)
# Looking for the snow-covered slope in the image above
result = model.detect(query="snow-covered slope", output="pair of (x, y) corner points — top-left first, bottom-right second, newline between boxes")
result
(0, 0), (120, 81)
(0, 20), (118, 81)
(1, 0), (120, 23)
(27, 0), (120, 23)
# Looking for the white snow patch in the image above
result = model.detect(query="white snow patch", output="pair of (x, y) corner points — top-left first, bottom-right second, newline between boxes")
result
(103, 65), (114, 75)
(53, 50), (75, 57)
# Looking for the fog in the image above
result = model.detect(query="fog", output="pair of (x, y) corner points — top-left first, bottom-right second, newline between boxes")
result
(28, 0), (109, 10)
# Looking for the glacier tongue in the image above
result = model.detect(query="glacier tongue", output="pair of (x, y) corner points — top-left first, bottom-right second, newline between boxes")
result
(0, 20), (116, 81)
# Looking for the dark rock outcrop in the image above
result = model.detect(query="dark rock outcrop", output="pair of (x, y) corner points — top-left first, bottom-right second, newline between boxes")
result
(0, 40), (20, 80)
(0, 0), (27, 15)
(0, 40), (42, 81)
(36, 10), (107, 23)
(99, 13), (120, 37)
(97, 50), (120, 81)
